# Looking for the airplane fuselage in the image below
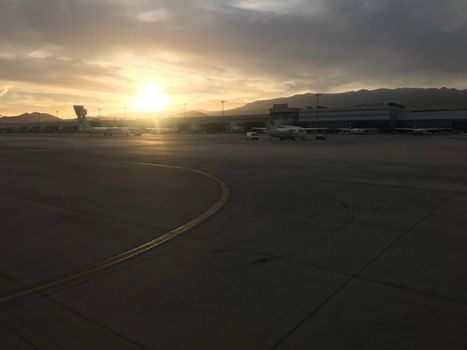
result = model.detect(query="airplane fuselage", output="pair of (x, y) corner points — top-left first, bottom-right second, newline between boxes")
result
(83, 126), (130, 136)
(265, 126), (307, 140)
(128, 126), (177, 136)
(412, 129), (432, 135)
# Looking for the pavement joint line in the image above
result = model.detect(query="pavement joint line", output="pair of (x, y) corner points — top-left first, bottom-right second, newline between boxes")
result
(0, 267), (159, 349)
(0, 318), (42, 350)
(0, 165), (133, 191)
(4, 312), (65, 350)
(355, 275), (467, 307)
(270, 275), (354, 349)
(0, 162), (230, 305)
(42, 295), (150, 350)
(355, 183), (466, 276)
(198, 236), (467, 306)
(410, 231), (467, 243)
(0, 192), (169, 234)
(269, 183), (466, 349)
(304, 176), (461, 194)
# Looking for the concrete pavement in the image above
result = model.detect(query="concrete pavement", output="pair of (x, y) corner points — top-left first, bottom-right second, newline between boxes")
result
(1, 133), (467, 349)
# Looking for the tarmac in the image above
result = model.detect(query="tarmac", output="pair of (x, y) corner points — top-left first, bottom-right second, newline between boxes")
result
(0, 133), (467, 349)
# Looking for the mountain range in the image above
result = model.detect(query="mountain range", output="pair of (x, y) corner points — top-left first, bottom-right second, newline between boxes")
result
(224, 88), (467, 116)
(0, 112), (60, 124)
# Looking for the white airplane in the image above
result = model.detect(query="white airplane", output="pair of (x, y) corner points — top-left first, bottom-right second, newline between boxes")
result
(73, 105), (131, 136)
(128, 125), (178, 136)
(255, 119), (328, 140)
(394, 120), (448, 135)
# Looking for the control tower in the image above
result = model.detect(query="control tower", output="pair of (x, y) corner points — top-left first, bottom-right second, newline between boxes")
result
(73, 105), (87, 119)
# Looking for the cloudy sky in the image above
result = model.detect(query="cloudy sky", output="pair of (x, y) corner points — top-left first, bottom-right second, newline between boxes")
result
(1, 0), (466, 117)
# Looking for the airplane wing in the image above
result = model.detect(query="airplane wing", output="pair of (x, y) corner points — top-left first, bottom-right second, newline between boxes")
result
(252, 127), (266, 130)
(146, 127), (177, 133)
(300, 127), (329, 131)
(147, 127), (171, 131)
(395, 128), (448, 131)
(419, 128), (447, 131)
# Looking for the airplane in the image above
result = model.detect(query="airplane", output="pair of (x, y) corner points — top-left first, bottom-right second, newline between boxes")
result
(230, 124), (245, 133)
(255, 119), (328, 140)
(394, 127), (447, 135)
(394, 120), (449, 135)
(73, 105), (131, 136)
(337, 127), (378, 135)
(127, 125), (178, 136)
(148, 125), (178, 134)
(337, 121), (378, 135)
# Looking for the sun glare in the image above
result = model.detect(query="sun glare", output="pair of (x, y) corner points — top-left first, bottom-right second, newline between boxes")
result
(133, 82), (171, 112)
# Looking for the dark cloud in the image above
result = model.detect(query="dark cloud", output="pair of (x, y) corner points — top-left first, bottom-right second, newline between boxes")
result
(0, 0), (466, 113)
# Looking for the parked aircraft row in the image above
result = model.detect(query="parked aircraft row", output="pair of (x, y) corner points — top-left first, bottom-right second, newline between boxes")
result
(73, 105), (176, 136)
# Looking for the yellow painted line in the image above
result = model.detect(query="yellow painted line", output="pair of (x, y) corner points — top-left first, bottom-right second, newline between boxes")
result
(0, 162), (230, 304)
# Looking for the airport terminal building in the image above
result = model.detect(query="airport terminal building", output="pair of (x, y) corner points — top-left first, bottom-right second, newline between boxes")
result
(297, 103), (403, 130)
(268, 103), (467, 132)
(191, 103), (467, 133)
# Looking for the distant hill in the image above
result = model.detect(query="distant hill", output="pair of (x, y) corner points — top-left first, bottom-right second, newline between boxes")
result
(226, 88), (467, 115)
(0, 112), (60, 124)
(167, 110), (209, 118)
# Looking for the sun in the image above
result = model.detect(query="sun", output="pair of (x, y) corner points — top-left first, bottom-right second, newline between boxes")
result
(133, 82), (171, 112)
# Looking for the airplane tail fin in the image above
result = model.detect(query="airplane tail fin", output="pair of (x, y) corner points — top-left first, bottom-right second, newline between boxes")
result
(73, 105), (92, 131)
(265, 117), (274, 130)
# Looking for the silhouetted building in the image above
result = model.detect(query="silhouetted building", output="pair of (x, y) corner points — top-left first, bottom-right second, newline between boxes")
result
(299, 103), (403, 130)
(269, 104), (301, 126)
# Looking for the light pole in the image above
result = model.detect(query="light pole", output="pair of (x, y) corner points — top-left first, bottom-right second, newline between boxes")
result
(183, 103), (187, 133)
(56, 110), (59, 123)
(315, 93), (322, 128)
(221, 100), (225, 118)
(221, 100), (226, 133)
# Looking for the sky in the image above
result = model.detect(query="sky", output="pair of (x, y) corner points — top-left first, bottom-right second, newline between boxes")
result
(1, 0), (467, 117)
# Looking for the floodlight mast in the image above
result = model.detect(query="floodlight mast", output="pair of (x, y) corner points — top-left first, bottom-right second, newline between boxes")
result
(221, 100), (225, 118)
(315, 93), (322, 128)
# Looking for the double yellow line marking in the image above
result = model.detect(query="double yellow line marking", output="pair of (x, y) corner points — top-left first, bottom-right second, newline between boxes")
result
(0, 162), (230, 304)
